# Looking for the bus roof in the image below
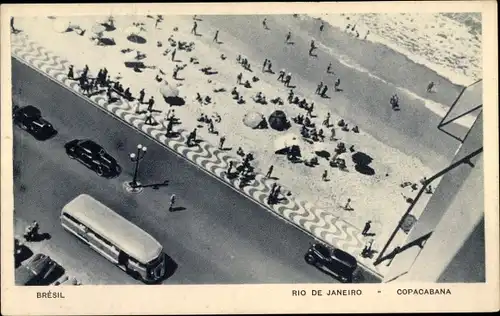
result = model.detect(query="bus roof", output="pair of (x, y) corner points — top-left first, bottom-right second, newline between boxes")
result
(62, 194), (162, 264)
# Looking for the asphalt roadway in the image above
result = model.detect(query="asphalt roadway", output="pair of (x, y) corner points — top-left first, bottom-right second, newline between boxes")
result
(11, 59), (380, 284)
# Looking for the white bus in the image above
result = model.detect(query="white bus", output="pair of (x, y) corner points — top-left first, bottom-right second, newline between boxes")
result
(61, 194), (166, 283)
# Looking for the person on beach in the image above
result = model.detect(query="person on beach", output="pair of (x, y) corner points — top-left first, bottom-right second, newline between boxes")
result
(67, 65), (74, 79)
(10, 17), (18, 33)
(165, 118), (174, 137)
(236, 72), (243, 85)
(427, 81), (435, 93)
(306, 103), (314, 117)
(284, 73), (292, 87)
(265, 165), (274, 178)
(309, 40), (317, 56)
(320, 85), (328, 98)
(334, 78), (341, 91)
(344, 198), (352, 210)
(326, 62), (334, 74)
(169, 194), (176, 212)
(320, 21), (325, 32)
(364, 30), (370, 40)
(266, 60), (273, 73)
(213, 30), (219, 43)
(138, 89), (145, 103)
(191, 21), (198, 35)
(155, 16), (162, 29)
(330, 127), (336, 141)
(144, 111), (156, 125)
(321, 170), (329, 181)
(262, 59), (268, 72)
(262, 18), (269, 30)
(323, 112), (331, 126)
(362, 220), (372, 236)
(315, 82), (323, 95)
(285, 31), (292, 44)
(147, 96), (155, 111)
(219, 136), (226, 150)
(277, 70), (285, 82)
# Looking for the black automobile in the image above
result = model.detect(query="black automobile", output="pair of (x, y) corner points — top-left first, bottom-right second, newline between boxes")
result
(15, 253), (63, 286)
(65, 139), (121, 177)
(13, 105), (57, 140)
(305, 243), (358, 283)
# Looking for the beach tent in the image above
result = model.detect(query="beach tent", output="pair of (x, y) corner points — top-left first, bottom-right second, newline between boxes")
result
(268, 110), (290, 131)
(242, 111), (265, 129)
(52, 18), (71, 33)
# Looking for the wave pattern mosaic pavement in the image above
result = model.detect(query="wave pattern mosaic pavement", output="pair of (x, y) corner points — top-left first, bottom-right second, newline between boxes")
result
(11, 33), (383, 278)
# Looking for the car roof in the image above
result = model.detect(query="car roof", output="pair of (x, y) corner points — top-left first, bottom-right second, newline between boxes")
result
(79, 140), (104, 152)
(20, 105), (41, 117)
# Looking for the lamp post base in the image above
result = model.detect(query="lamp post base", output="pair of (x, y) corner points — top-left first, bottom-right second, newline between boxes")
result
(123, 181), (144, 194)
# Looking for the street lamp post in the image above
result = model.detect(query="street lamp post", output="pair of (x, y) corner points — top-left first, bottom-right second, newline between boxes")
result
(129, 144), (147, 188)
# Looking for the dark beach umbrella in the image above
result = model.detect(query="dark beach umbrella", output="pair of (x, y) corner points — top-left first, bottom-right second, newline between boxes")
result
(268, 110), (290, 131)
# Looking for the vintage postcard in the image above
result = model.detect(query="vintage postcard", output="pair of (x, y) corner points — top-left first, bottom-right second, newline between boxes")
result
(1, 1), (498, 315)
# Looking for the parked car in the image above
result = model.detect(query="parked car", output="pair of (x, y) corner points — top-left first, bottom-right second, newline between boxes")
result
(13, 105), (57, 140)
(15, 253), (63, 286)
(64, 139), (121, 177)
(305, 242), (358, 283)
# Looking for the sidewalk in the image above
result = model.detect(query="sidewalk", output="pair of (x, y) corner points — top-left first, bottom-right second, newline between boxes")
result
(11, 16), (441, 279)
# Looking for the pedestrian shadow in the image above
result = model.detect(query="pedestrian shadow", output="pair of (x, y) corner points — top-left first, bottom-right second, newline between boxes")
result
(165, 131), (181, 138)
(12, 29), (23, 35)
(309, 53), (318, 58)
(29, 232), (51, 242)
(220, 147), (232, 151)
(335, 88), (344, 92)
(173, 77), (185, 81)
(264, 70), (276, 74)
(286, 41), (295, 45)
(169, 206), (186, 212)
(320, 94), (331, 99)
(362, 232), (376, 237)
(267, 176), (280, 180)
(194, 33), (203, 37)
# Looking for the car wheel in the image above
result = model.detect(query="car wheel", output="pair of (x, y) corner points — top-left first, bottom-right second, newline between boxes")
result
(96, 166), (104, 176)
(305, 254), (315, 265)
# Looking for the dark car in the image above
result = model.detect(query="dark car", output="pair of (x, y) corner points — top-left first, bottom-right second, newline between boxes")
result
(14, 238), (33, 268)
(15, 253), (63, 286)
(13, 105), (57, 140)
(305, 243), (358, 283)
(64, 139), (121, 177)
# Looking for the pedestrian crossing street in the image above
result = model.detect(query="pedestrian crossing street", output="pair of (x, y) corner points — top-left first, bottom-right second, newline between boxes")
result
(10, 33), (383, 279)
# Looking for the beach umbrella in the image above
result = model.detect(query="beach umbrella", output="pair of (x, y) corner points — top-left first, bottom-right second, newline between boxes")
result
(52, 19), (71, 33)
(159, 84), (179, 98)
(242, 111), (265, 129)
(160, 84), (184, 106)
(268, 110), (290, 131)
(91, 23), (106, 35)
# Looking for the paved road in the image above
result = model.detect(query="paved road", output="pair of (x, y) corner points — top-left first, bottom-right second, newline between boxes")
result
(12, 59), (380, 284)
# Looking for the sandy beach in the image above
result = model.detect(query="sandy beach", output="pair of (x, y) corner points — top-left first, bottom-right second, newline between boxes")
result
(12, 12), (480, 269)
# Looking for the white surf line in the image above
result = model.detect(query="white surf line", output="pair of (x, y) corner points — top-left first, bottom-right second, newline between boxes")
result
(314, 40), (476, 128)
